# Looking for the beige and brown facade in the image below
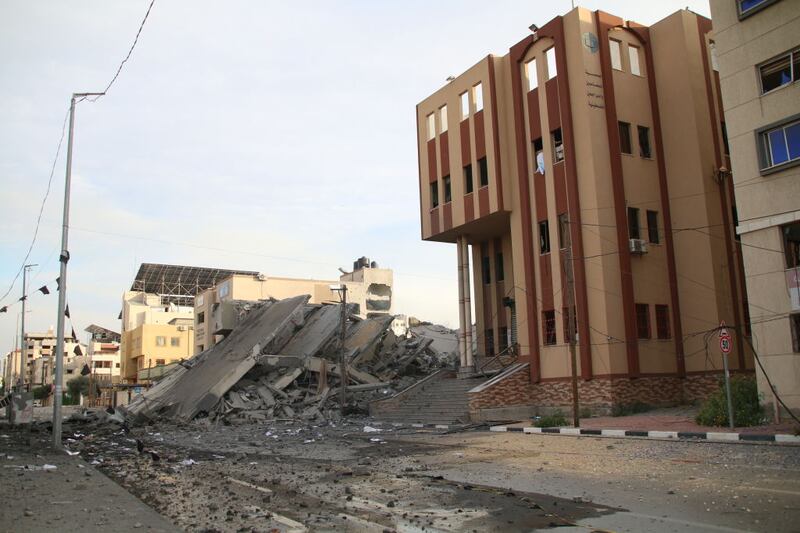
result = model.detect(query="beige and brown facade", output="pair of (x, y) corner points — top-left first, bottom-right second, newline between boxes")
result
(710, 0), (800, 414)
(417, 6), (754, 415)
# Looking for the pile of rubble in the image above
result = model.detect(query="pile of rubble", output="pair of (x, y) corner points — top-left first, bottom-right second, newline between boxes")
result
(125, 295), (456, 425)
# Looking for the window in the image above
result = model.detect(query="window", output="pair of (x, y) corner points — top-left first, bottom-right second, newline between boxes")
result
(759, 50), (798, 94)
(440, 105), (448, 133)
(635, 303), (650, 339)
(443, 175), (452, 203)
(721, 121), (730, 155)
(619, 121), (632, 154)
(539, 220), (551, 254)
(646, 210), (659, 244)
(638, 126), (651, 158)
(155, 358), (166, 366)
(474, 83), (483, 112)
(156, 336), (166, 347)
(760, 118), (800, 170)
(629, 44), (641, 76)
(655, 305), (671, 339)
(710, 42), (720, 72)
(460, 91), (469, 119)
(464, 164), (473, 194)
(552, 128), (564, 163)
(482, 256), (491, 284)
(499, 326), (509, 353)
(495, 252), (504, 282)
(170, 337), (180, 347)
(478, 157), (489, 187)
(738, 0), (774, 17)
(430, 182), (439, 208)
(546, 47), (557, 79)
(115, 363), (120, 368)
(533, 137), (545, 174)
(557, 213), (569, 249)
(610, 39), (622, 71)
(525, 57), (538, 91)
(791, 314), (800, 353)
(628, 207), (640, 240)
(426, 113), (435, 140)
(543, 310), (557, 345)
(197, 312), (205, 324)
(485, 328), (495, 356)
(783, 222), (800, 268)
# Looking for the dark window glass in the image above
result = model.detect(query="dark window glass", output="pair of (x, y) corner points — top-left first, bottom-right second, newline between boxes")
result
(482, 256), (491, 284)
(655, 305), (671, 339)
(638, 126), (651, 158)
(552, 129), (564, 163)
(495, 252), (504, 282)
(499, 326), (509, 353)
(543, 310), (556, 345)
(733, 204), (741, 242)
(430, 182), (439, 208)
(619, 121), (632, 154)
(721, 121), (730, 155)
(628, 207), (640, 240)
(478, 157), (489, 187)
(783, 223), (800, 268)
(760, 53), (792, 93)
(533, 137), (545, 174)
(485, 328), (495, 356)
(646, 210), (659, 244)
(764, 120), (800, 168)
(739, 0), (769, 14)
(539, 220), (551, 254)
(443, 175), (451, 203)
(791, 314), (800, 353)
(557, 213), (569, 249)
(464, 165), (473, 194)
(635, 303), (650, 339)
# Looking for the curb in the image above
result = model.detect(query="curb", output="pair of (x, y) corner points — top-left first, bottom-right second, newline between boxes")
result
(370, 421), (460, 430)
(488, 425), (800, 444)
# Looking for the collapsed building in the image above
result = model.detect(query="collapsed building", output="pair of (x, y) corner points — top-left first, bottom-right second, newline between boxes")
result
(125, 295), (456, 425)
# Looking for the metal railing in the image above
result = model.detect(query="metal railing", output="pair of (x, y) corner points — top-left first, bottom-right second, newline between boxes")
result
(477, 343), (519, 375)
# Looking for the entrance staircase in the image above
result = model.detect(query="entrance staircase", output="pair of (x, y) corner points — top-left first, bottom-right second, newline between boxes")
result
(370, 371), (487, 425)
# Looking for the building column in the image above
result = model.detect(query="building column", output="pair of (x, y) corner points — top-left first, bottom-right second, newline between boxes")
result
(461, 237), (475, 375)
(456, 237), (468, 370)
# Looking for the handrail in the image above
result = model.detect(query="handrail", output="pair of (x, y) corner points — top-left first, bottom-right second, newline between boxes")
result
(477, 343), (519, 375)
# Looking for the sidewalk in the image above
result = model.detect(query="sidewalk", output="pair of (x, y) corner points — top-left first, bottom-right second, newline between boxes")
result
(0, 424), (177, 533)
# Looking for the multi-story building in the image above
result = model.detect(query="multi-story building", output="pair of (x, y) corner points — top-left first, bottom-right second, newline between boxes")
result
(85, 325), (122, 384)
(22, 328), (84, 390)
(338, 257), (394, 319)
(120, 263), (253, 382)
(3, 349), (21, 392)
(416, 6), (753, 417)
(710, 0), (800, 414)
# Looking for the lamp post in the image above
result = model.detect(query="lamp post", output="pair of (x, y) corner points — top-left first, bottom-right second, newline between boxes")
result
(52, 92), (104, 448)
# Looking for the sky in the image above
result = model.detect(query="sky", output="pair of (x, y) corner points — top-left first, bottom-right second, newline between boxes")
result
(0, 0), (711, 353)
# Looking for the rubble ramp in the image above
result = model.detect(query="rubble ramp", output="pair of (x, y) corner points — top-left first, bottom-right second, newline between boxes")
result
(370, 371), (487, 425)
(126, 295), (309, 423)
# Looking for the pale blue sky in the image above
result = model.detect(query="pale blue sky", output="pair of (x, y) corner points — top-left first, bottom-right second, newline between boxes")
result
(0, 0), (711, 352)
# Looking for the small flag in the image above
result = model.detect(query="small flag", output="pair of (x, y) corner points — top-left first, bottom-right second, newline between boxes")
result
(117, 310), (122, 320)
(65, 305), (70, 319)
(19, 295), (27, 302)
(71, 328), (77, 341)
(0, 306), (7, 313)
(80, 362), (89, 374)
(56, 277), (61, 291)
(39, 285), (50, 295)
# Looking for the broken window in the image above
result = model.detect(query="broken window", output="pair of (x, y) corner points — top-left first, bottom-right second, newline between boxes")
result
(464, 164), (473, 194)
(495, 251), (504, 282)
(543, 310), (556, 345)
(546, 47), (557, 79)
(197, 312), (205, 324)
(552, 129), (564, 163)
(655, 305), (671, 339)
(783, 222), (800, 268)
(629, 44), (641, 76)
(638, 125), (651, 158)
(619, 121), (632, 154)
(610, 39), (623, 71)
(647, 210), (659, 244)
(366, 283), (392, 311)
(539, 220), (551, 254)
(485, 328), (495, 356)
(759, 49), (798, 94)
(430, 181), (439, 209)
(443, 175), (452, 203)
(474, 82), (484, 112)
(478, 157), (489, 187)
(525, 57), (537, 92)
(635, 303), (650, 339)
(482, 256), (491, 284)
(628, 207), (640, 240)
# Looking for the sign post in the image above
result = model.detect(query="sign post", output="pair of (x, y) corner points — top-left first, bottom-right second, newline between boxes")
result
(718, 321), (734, 429)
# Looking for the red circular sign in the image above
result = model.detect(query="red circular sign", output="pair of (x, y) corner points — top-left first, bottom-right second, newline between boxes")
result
(719, 334), (732, 354)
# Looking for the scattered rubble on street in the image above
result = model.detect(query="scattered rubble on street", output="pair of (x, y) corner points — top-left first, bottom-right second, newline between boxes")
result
(124, 295), (457, 427)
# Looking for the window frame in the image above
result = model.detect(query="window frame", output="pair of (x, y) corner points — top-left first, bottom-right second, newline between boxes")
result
(545, 47), (557, 80)
(426, 113), (435, 141)
(758, 49), (797, 95)
(478, 157), (489, 188)
(464, 164), (474, 194)
(791, 313), (800, 353)
(738, 0), (780, 20)
(646, 210), (660, 244)
(609, 39), (623, 71)
(473, 82), (484, 112)
(552, 129), (564, 163)
(629, 44), (641, 76)
(638, 125), (651, 158)
(482, 256), (491, 285)
(618, 121), (632, 155)
(557, 213), (569, 250)
(460, 91), (470, 120)
(525, 57), (538, 92)
(628, 207), (641, 240)
(155, 336), (166, 347)
(655, 304), (671, 340)
(495, 251), (504, 282)
(430, 181), (439, 209)
(439, 105), (448, 133)
(543, 310), (557, 345)
(485, 328), (495, 356)
(635, 303), (651, 339)
(756, 114), (800, 175)
(782, 222), (800, 269)
(443, 175), (452, 204)
(539, 220), (551, 255)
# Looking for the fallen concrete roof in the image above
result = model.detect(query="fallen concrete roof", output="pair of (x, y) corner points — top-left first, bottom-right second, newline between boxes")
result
(126, 295), (309, 422)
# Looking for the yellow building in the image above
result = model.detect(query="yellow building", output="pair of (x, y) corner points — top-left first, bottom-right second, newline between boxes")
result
(122, 320), (194, 381)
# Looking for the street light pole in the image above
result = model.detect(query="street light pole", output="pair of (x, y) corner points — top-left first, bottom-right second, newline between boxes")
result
(52, 92), (103, 448)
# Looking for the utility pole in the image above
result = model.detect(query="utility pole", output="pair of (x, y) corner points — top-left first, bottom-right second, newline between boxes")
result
(337, 285), (349, 415)
(19, 264), (37, 393)
(52, 92), (103, 448)
(565, 220), (580, 428)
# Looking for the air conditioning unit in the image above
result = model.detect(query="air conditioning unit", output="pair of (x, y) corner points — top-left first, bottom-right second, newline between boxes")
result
(629, 239), (648, 255)
(177, 326), (186, 332)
